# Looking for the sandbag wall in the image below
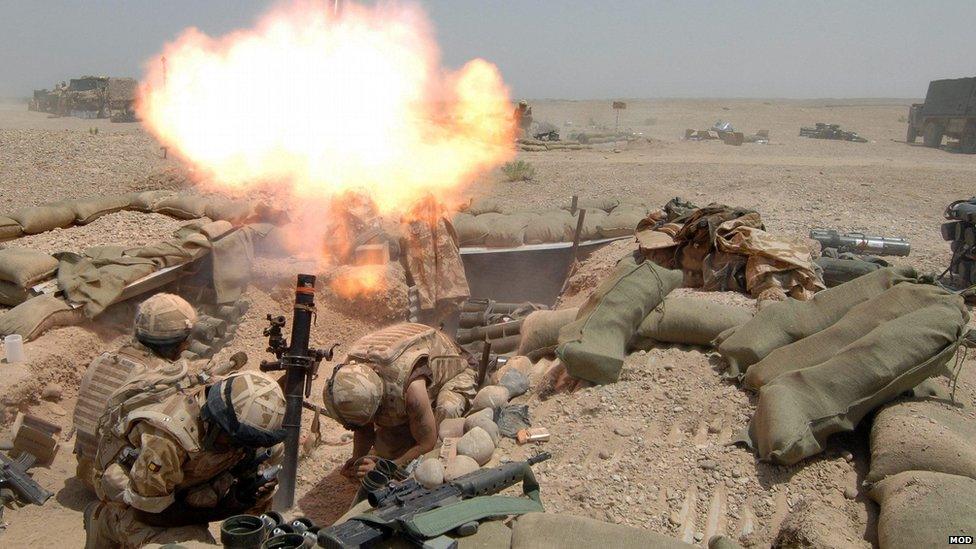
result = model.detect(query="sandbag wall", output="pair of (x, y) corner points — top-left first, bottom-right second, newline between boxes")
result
(453, 197), (650, 248)
(517, 138), (592, 152)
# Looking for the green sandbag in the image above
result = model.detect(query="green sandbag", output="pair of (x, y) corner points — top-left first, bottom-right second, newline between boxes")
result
(0, 247), (59, 287)
(743, 283), (951, 390)
(815, 256), (882, 287)
(867, 400), (976, 484)
(154, 194), (211, 219)
(715, 266), (917, 379)
(0, 294), (81, 340)
(8, 204), (76, 234)
(524, 211), (575, 244)
(745, 295), (967, 465)
(128, 190), (176, 212)
(517, 307), (579, 357)
(557, 255), (682, 384)
(72, 194), (132, 224)
(869, 471), (976, 549)
(511, 512), (701, 549)
(635, 296), (753, 347)
(484, 214), (528, 248)
(0, 216), (22, 240)
(452, 212), (490, 246)
(598, 206), (645, 238)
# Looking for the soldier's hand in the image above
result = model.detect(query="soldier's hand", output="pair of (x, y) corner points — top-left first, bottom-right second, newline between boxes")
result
(254, 478), (278, 501)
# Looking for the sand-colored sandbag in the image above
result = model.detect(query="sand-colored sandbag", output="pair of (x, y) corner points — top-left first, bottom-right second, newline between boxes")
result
(414, 458), (445, 489)
(0, 295), (82, 340)
(8, 204), (76, 234)
(869, 471), (976, 549)
(867, 399), (976, 484)
(0, 216), (24, 240)
(154, 194), (211, 219)
(0, 281), (31, 306)
(598, 206), (645, 238)
(463, 413), (500, 445)
(470, 385), (510, 412)
(484, 214), (528, 248)
(443, 455), (480, 481)
(511, 512), (697, 549)
(457, 426), (495, 465)
(128, 190), (176, 212)
(528, 358), (556, 388)
(636, 296), (753, 347)
(490, 355), (534, 385)
(744, 283), (952, 390)
(452, 212), (490, 246)
(72, 195), (132, 225)
(466, 197), (506, 215)
(562, 197), (620, 213)
(517, 308), (579, 357)
(439, 417), (465, 440)
(204, 198), (254, 224)
(0, 247), (59, 287)
(745, 296), (968, 465)
(557, 255), (683, 384)
(716, 266), (917, 379)
(574, 209), (607, 240)
(524, 211), (575, 244)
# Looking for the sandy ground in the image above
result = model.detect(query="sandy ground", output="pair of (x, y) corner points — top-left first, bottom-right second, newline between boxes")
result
(1, 98), (975, 547)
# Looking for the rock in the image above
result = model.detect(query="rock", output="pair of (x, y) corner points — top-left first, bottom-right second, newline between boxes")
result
(41, 385), (63, 402)
(414, 458), (445, 489)
(598, 449), (612, 460)
(612, 424), (634, 437)
(463, 413), (500, 445)
(470, 385), (511, 412)
(456, 427), (495, 465)
(443, 455), (480, 481)
(694, 532), (704, 542)
(438, 418), (465, 440)
(843, 487), (857, 500)
(498, 369), (530, 398)
(699, 460), (718, 471)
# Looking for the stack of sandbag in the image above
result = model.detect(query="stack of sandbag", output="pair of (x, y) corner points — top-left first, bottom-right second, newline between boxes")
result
(724, 269), (969, 465)
(0, 247), (58, 306)
(556, 254), (683, 384)
(517, 138), (591, 151)
(631, 296), (754, 348)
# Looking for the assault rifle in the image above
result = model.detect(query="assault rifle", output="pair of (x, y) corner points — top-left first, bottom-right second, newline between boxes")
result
(318, 452), (550, 549)
(259, 274), (338, 510)
(0, 451), (52, 507)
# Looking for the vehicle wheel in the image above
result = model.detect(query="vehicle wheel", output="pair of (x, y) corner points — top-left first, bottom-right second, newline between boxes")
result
(906, 126), (917, 143)
(922, 123), (944, 148)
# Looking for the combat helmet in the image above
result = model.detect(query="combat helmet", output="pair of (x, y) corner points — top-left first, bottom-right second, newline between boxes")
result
(324, 363), (383, 429)
(135, 293), (197, 345)
(202, 371), (287, 448)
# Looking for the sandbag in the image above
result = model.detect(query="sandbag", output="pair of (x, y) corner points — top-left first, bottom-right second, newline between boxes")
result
(0, 247), (59, 287)
(561, 197), (620, 213)
(0, 295), (82, 340)
(484, 214), (528, 248)
(815, 256), (883, 287)
(715, 266), (917, 379)
(523, 211), (575, 244)
(452, 213), (490, 246)
(575, 209), (607, 240)
(0, 281), (31, 306)
(744, 295), (968, 465)
(598, 206), (645, 238)
(517, 308), (579, 357)
(204, 198), (254, 224)
(71, 195), (132, 225)
(635, 296), (753, 347)
(556, 255), (683, 384)
(869, 471), (976, 549)
(867, 400), (976, 484)
(0, 216), (23, 240)
(154, 194), (211, 219)
(511, 512), (696, 549)
(743, 283), (953, 390)
(128, 190), (176, 212)
(466, 197), (505, 215)
(8, 204), (76, 234)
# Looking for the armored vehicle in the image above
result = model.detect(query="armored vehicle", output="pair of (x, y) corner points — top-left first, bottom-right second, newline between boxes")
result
(906, 77), (976, 153)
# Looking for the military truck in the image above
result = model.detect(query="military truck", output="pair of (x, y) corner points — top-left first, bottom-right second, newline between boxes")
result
(58, 76), (109, 118)
(906, 77), (976, 153)
(106, 77), (138, 122)
(28, 90), (57, 113)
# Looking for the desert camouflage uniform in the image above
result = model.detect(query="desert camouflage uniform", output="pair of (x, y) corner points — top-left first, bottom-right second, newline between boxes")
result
(86, 386), (282, 549)
(403, 198), (470, 313)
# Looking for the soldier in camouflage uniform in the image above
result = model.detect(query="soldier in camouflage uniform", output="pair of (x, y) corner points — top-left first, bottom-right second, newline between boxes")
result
(323, 323), (477, 481)
(82, 295), (287, 549)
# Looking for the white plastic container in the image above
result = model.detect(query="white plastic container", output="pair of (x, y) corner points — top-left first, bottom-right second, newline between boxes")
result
(4, 334), (25, 363)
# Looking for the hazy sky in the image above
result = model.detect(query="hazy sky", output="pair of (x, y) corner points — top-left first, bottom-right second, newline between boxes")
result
(2, 0), (974, 99)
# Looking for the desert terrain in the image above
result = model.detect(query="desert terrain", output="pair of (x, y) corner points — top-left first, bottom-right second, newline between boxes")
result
(1, 97), (975, 547)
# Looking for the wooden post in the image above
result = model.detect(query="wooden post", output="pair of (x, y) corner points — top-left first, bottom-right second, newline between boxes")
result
(477, 340), (492, 388)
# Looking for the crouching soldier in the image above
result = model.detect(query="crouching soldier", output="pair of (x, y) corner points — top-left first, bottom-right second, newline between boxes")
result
(323, 323), (476, 481)
(83, 368), (287, 549)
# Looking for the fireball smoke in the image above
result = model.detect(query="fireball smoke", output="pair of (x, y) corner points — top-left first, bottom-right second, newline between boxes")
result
(138, 0), (514, 239)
